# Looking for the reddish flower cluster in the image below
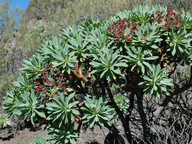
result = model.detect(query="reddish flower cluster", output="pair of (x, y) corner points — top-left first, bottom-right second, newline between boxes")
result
(153, 11), (163, 23)
(34, 81), (46, 93)
(33, 64), (70, 96)
(108, 19), (138, 43)
(153, 9), (184, 30)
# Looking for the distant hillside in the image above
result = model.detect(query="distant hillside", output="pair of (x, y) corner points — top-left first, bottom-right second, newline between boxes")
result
(25, 0), (133, 24)
(25, 0), (192, 22)
(25, 0), (67, 21)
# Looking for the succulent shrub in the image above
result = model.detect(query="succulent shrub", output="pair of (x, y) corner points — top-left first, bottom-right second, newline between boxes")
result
(0, 114), (11, 128)
(81, 96), (114, 128)
(32, 134), (49, 144)
(3, 5), (192, 143)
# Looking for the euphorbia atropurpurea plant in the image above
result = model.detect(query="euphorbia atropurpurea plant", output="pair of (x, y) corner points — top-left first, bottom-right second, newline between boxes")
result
(3, 5), (192, 143)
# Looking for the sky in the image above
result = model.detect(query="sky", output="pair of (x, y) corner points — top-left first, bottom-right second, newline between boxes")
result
(12, 0), (30, 9)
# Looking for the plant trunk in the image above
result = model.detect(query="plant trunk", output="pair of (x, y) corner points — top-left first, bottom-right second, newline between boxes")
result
(104, 124), (128, 144)
(104, 80), (133, 143)
(136, 91), (149, 142)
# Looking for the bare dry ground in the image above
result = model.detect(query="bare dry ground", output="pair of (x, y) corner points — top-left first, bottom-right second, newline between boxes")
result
(0, 124), (110, 144)
(1, 128), (48, 144)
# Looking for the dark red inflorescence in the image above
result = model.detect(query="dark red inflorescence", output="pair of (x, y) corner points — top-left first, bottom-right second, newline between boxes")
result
(33, 63), (69, 97)
(109, 19), (138, 43)
(153, 9), (184, 30)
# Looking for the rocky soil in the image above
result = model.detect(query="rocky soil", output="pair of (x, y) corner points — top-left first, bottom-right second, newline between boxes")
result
(0, 124), (112, 144)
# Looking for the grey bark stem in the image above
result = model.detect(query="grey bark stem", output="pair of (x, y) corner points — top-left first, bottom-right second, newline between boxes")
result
(104, 80), (133, 143)
(104, 123), (127, 144)
(136, 91), (149, 142)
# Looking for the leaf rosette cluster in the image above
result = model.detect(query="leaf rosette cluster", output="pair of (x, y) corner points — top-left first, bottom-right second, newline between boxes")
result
(3, 5), (192, 143)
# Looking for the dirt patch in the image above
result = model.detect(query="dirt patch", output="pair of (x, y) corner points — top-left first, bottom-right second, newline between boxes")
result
(79, 126), (109, 144)
(0, 125), (112, 144)
(1, 127), (48, 144)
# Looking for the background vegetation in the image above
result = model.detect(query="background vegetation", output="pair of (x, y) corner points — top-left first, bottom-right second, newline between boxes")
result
(0, 0), (191, 106)
(2, 3), (192, 143)
(0, 0), (191, 143)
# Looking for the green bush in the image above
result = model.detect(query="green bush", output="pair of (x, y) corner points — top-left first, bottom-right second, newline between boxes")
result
(1, 0), (192, 98)
(0, 114), (11, 128)
(3, 5), (192, 143)
(32, 134), (53, 144)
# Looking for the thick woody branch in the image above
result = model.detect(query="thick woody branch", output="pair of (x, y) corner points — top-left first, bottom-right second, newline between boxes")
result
(70, 69), (89, 83)
(104, 80), (133, 143)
